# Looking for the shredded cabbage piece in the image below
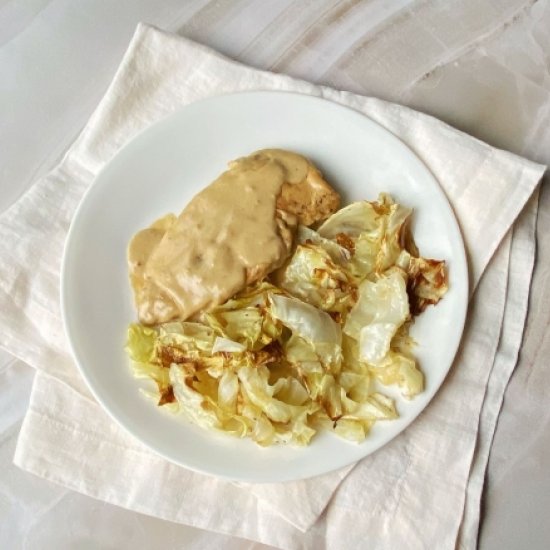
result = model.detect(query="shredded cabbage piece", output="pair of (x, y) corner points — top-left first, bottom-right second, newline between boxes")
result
(126, 193), (448, 445)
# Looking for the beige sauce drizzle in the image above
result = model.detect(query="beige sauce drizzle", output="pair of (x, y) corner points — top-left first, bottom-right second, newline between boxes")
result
(128, 214), (180, 325)
(129, 150), (310, 325)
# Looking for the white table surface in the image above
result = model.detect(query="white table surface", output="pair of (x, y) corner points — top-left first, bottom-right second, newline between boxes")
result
(1, 1), (549, 548)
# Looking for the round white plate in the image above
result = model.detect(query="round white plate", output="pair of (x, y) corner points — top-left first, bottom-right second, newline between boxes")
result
(62, 92), (468, 483)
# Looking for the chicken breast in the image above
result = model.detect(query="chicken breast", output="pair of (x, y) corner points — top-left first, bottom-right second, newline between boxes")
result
(276, 158), (340, 226)
(128, 149), (340, 325)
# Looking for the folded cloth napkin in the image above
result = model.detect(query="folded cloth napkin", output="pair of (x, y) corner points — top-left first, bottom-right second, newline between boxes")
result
(0, 24), (545, 549)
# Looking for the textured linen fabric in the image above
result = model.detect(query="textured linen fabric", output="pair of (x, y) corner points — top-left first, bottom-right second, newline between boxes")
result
(0, 24), (545, 549)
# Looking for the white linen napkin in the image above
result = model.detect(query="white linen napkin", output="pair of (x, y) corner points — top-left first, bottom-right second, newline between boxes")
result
(1, 24), (545, 549)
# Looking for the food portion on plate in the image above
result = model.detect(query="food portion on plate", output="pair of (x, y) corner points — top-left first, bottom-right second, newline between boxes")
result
(128, 149), (339, 325)
(126, 149), (448, 446)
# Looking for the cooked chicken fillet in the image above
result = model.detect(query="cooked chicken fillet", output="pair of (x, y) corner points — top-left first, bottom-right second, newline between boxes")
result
(276, 161), (340, 226)
(128, 149), (340, 325)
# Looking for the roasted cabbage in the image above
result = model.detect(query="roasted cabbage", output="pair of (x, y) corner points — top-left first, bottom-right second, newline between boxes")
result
(126, 194), (448, 445)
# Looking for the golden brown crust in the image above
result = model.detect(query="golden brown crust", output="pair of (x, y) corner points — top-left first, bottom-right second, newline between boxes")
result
(276, 165), (340, 226)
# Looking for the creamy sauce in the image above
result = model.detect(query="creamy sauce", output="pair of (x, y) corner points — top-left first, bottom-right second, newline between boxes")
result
(129, 150), (314, 325)
(128, 214), (180, 325)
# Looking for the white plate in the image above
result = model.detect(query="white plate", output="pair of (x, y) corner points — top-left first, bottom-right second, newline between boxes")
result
(62, 92), (468, 483)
